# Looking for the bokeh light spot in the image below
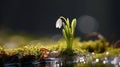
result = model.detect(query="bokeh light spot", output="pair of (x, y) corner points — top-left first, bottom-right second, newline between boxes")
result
(77, 15), (99, 34)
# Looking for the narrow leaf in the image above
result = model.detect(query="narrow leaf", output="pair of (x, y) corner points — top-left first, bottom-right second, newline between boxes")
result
(62, 29), (68, 41)
(71, 18), (77, 35)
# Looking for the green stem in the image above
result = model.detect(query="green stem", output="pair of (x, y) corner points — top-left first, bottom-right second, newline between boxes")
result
(59, 16), (67, 22)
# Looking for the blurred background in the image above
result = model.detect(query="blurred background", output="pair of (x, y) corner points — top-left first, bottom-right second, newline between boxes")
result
(0, 0), (120, 40)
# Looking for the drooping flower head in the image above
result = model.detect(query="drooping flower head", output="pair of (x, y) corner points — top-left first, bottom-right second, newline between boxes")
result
(56, 16), (67, 29)
(56, 18), (63, 29)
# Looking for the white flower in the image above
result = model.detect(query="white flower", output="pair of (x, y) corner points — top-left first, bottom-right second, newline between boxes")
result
(56, 18), (63, 29)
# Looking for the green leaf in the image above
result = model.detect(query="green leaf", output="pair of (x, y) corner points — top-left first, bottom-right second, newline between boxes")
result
(71, 18), (76, 35)
(62, 29), (68, 41)
(63, 26), (69, 37)
(66, 18), (70, 28)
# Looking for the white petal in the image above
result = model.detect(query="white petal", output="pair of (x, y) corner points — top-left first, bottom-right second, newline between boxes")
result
(56, 18), (62, 29)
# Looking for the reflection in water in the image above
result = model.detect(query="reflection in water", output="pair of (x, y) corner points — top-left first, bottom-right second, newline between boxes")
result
(36, 63), (114, 67)
(3, 61), (117, 67)
(3, 56), (120, 67)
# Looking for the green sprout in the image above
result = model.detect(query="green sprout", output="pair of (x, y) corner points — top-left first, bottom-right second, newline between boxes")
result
(56, 16), (77, 54)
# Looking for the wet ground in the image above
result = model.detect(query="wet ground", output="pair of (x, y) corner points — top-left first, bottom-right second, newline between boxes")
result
(3, 62), (116, 67)
(3, 57), (120, 67)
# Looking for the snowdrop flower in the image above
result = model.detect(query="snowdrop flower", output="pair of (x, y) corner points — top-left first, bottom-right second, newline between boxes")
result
(56, 18), (63, 29)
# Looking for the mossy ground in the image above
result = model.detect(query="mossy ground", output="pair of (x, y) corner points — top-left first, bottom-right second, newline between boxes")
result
(0, 34), (119, 61)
